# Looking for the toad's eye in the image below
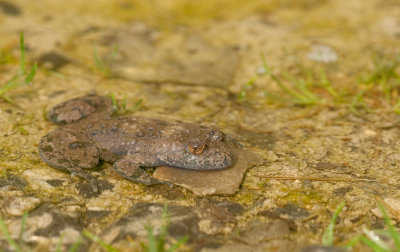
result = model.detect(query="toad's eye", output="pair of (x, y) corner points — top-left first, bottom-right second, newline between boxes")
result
(188, 141), (206, 155)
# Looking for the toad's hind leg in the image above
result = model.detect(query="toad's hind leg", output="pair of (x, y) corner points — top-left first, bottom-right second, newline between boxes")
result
(47, 94), (114, 125)
(39, 129), (100, 192)
(113, 153), (170, 186)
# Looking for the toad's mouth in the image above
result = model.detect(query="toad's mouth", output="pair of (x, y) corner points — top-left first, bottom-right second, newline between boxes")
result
(165, 149), (234, 170)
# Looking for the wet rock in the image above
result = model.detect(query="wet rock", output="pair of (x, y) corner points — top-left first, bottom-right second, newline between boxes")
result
(333, 186), (353, 196)
(206, 219), (296, 252)
(2, 204), (88, 251)
(0, 174), (27, 189)
(76, 179), (114, 199)
(4, 196), (41, 216)
(242, 219), (295, 243)
(371, 198), (400, 220)
(237, 129), (277, 149)
(99, 202), (235, 250)
(104, 23), (239, 87)
(86, 210), (111, 220)
(143, 184), (186, 200)
(45, 179), (64, 187)
(196, 198), (244, 221)
(0, 1), (21, 16)
(195, 198), (242, 235)
(260, 203), (310, 221)
(101, 202), (201, 244)
(153, 143), (264, 195)
(21, 169), (68, 191)
(38, 52), (70, 70)
(32, 205), (84, 237)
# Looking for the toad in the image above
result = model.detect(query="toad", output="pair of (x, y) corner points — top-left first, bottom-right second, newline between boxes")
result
(39, 95), (234, 192)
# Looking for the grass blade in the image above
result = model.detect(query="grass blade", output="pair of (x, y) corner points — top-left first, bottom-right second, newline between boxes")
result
(145, 224), (157, 252)
(157, 204), (169, 251)
(18, 212), (28, 240)
(0, 216), (24, 252)
(342, 235), (362, 250)
(166, 236), (189, 252)
(319, 68), (339, 100)
(261, 53), (319, 105)
(24, 63), (37, 84)
(55, 233), (64, 252)
(0, 75), (19, 96)
(131, 99), (143, 112)
(82, 229), (119, 252)
(360, 236), (390, 252)
(377, 202), (400, 250)
(237, 75), (258, 100)
(322, 202), (345, 246)
(0, 94), (16, 104)
(19, 32), (25, 75)
(93, 45), (108, 75)
(349, 89), (369, 115)
(106, 92), (118, 112)
(362, 227), (392, 251)
(68, 236), (83, 252)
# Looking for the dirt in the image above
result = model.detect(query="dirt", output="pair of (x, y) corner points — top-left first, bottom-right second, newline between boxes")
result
(1, 0), (400, 251)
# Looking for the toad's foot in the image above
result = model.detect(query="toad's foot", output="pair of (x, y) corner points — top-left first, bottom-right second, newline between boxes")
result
(47, 94), (114, 125)
(39, 129), (100, 192)
(113, 153), (171, 186)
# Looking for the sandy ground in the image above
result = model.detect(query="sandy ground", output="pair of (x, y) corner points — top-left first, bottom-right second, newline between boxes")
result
(1, 0), (400, 251)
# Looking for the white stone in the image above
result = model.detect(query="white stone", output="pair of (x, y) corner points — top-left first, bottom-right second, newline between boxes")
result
(5, 196), (41, 216)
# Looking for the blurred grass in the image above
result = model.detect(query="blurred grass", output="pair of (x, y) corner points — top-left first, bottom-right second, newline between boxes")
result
(239, 52), (400, 116)
(0, 32), (37, 105)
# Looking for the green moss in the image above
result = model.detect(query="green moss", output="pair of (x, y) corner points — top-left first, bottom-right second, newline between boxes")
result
(279, 186), (323, 205)
(0, 48), (16, 65)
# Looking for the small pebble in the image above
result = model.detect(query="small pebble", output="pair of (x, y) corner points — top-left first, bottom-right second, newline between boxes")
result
(5, 196), (41, 216)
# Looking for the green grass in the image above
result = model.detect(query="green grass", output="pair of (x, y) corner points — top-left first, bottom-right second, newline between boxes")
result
(0, 212), (30, 252)
(262, 52), (341, 105)
(361, 53), (400, 103)
(240, 52), (400, 115)
(1, 201), (185, 252)
(11, 113), (35, 135)
(83, 204), (188, 252)
(0, 32), (37, 105)
(140, 204), (188, 252)
(261, 54), (320, 106)
(320, 201), (400, 252)
(105, 92), (143, 115)
(93, 44), (118, 77)
(237, 75), (258, 101)
(322, 202), (345, 246)
(348, 89), (371, 115)
(93, 45), (109, 76)
(82, 230), (119, 252)
(239, 53), (340, 106)
(0, 212), (82, 252)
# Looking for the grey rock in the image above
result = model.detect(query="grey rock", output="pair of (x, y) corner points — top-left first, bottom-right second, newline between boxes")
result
(153, 143), (264, 195)
(4, 196), (41, 216)
(104, 24), (239, 88)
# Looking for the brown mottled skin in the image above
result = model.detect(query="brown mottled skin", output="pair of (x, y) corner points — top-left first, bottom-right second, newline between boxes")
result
(39, 95), (233, 192)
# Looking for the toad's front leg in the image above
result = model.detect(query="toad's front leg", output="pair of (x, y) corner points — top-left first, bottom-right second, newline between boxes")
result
(113, 152), (170, 186)
(39, 129), (100, 192)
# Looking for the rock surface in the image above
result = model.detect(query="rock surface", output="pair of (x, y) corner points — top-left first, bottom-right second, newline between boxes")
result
(104, 25), (239, 87)
(0, 1), (399, 251)
(154, 142), (264, 195)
